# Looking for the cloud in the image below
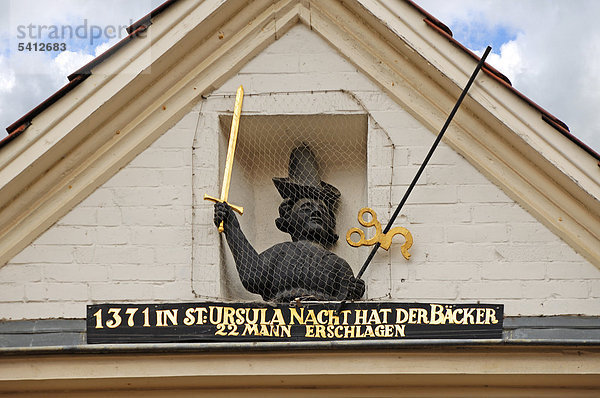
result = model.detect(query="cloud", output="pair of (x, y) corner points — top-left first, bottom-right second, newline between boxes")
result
(0, 0), (162, 133)
(418, 0), (600, 152)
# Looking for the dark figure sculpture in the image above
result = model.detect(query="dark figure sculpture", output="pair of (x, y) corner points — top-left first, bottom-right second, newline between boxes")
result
(214, 144), (365, 302)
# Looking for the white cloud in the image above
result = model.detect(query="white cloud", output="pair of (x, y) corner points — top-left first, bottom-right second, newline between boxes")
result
(418, 0), (600, 153)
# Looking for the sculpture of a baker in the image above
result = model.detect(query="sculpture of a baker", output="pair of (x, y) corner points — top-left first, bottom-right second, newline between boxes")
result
(214, 144), (365, 302)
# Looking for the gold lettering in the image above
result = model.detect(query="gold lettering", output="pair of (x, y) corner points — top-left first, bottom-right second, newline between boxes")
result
(379, 309), (392, 323)
(453, 308), (464, 324)
(271, 308), (285, 325)
(93, 309), (103, 329)
(396, 308), (408, 324)
(106, 308), (122, 328)
(235, 308), (245, 325)
(125, 308), (138, 327)
(343, 325), (355, 338)
(305, 325), (315, 337)
(385, 324), (394, 337)
(317, 310), (329, 325)
(305, 309), (318, 325)
(430, 304), (444, 325)
(463, 308), (475, 324)
(355, 309), (368, 325)
(242, 324), (259, 336)
(417, 308), (429, 324)
(408, 308), (419, 324)
(209, 306), (223, 324)
(367, 310), (382, 324)
(334, 326), (343, 338)
(280, 325), (291, 337)
(443, 306), (455, 325)
(327, 325), (335, 338)
(259, 324), (271, 336)
(289, 308), (304, 325)
(183, 307), (196, 326)
(223, 307), (235, 325)
(328, 310), (340, 325)
(341, 310), (351, 325)
(395, 324), (406, 337)
(157, 309), (178, 326)
(485, 308), (498, 324)
(476, 308), (486, 324)
(374, 325), (386, 337)
(142, 307), (150, 327)
(314, 324), (326, 338)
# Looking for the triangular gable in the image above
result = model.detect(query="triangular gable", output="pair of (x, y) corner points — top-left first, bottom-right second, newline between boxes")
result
(0, 0), (598, 270)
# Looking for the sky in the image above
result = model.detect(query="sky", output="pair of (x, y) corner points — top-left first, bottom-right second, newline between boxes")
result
(0, 0), (599, 154)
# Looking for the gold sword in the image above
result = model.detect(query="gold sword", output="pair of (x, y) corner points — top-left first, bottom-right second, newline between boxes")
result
(204, 85), (244, 233)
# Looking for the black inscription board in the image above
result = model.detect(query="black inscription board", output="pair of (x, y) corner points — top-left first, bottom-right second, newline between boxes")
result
(86, 302), (503, 344)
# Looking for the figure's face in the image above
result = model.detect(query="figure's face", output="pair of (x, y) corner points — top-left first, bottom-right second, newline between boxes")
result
(288, 198), (335, 244)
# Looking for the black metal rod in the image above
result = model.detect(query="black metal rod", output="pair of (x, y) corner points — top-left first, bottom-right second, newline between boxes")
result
(339, 46), (492, 311)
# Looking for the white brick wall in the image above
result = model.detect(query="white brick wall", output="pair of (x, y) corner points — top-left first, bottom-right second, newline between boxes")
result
(0, 24), (598, 320)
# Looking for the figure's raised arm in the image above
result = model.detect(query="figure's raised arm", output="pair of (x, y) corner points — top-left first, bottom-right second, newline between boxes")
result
(213, 202), (266, 294)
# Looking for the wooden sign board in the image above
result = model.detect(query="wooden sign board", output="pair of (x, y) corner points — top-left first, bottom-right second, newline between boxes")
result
(87, 302), (503, 344)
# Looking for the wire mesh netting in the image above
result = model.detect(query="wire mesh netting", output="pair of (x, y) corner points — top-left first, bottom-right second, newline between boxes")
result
(192, 91), (384, 303)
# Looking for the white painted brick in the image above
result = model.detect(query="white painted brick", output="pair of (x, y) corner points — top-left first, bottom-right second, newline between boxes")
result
(265, 25), (332, 54)
(446, 224), (508, 243)
(414, 263), (476, 281)
(457, 185), (513, 203)
(241, 53), (300, 74)
(391, 166), (427, 186)
(546, 262), (600, 280)
(44, 283), (89, 301)
(0, 284), (25, 301)
(152, 282), (194, 300)
(404, 224), (445, 243)
(155, 246), (192, 265)
(96, 207), (122, 226)
(95, 227), (130, 245)
(369, 167), (392, 187)
(78, 188), (116, 207)
(0, 265), (42, 282)
(36, 226), (94, 246)
(591, 282), (600, 298)
(130, 227), (190, 246)
(394, 185), (457, 204)
(521, 281), (590, 299)
(366, 280), (391, 299)
(426, 166), (490, 185)
(24, 283), (47, 301)
(471, 204), (536, 223)
(0, 302), (84, 320)
(393, 281), (458, 300)
(111, 265), (175, 282)
(43, 264), (108, 283)
(458, 281), (522, 299)
(493, 243), (584, 263)
(299, 53), (356, 73)
(10, 246), (74, 264)
(509, 223), (559, 243)
(480, 262), (546, 280)
(93, 246), (154, 265)
(403, 204), (471, 224)
(154, 126), (194, 149)
(104, 168), (162, 187)
(540, 299), (600, 315)
(425, 244), (495, 262)
(57, 207), (97, 226)
(73, 247), (95, 264)
(409, 146), (457, 165)
(171, 110), (200, 131)
(89, 282), (154, 301)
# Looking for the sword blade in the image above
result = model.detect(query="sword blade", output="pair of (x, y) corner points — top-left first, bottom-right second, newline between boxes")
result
(220, 85), (244, 203)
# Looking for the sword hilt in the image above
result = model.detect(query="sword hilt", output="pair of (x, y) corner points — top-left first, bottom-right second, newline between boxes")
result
(204, 194), (244, 233)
